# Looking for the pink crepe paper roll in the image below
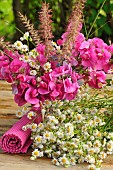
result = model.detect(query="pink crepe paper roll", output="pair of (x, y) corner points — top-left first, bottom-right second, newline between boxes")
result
(1, 114), (42, 153)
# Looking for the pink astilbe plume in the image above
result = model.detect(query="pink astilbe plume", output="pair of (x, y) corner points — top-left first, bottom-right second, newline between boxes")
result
(38, 2), (54, 58)
(61, 0), (86, 58)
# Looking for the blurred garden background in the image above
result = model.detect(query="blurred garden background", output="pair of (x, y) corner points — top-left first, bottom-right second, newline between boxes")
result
(0, 0), (113, 43)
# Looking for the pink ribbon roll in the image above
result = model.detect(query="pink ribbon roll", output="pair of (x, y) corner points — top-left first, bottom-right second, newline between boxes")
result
(1, 114), (42, 153)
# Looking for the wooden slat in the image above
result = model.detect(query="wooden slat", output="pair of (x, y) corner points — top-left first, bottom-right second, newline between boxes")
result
(0, 80), (113, 170)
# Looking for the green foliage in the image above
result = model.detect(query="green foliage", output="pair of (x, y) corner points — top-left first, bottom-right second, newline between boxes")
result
(0, 0), (113, 43)
(0, 0), (15, 41)
(84, 0), (113, 43)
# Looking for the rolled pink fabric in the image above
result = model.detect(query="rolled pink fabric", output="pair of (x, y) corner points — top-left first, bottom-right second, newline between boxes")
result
(1, 114), (42, 153)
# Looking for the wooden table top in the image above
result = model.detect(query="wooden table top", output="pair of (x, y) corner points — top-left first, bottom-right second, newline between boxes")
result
(0, 80), (113, 170)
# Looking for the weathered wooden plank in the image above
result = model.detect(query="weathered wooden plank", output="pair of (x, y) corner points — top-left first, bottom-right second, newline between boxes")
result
(0, 80), (113, 170)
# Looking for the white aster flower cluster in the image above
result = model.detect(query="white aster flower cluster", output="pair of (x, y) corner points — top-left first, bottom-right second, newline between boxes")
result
(29, 86), (113, 170)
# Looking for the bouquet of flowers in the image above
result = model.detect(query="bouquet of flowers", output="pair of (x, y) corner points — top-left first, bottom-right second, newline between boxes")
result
(0, 1), (113, 170)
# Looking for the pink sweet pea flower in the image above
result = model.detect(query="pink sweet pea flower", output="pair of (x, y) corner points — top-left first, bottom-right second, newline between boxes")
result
(37, 54), (47, 66)
(25, 87), (39, 104)
(36, 44), (47, 66)
(38, 81), (50, 95)
(88, 69), (106, 88)
(63, 78), (79, 100)
(14, 94), (27, 106)
(4, 49), (21, 59)
(10, 59), (27, 73)
(1, 66), (13, 83)
(51, 64), (71, 78)
(63, 78), (77, 93)
(50, 89), (59, 100)
(0, 55), (10, 68)
(36, 44), (45, 55)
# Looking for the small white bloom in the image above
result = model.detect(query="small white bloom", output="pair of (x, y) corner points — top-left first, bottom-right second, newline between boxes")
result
(43, 62), (51, 71)
(107, 141), (113, 151)
(90, 136), (95, 141)
(38, 144), (44, 149)
(36, 77), (41, 82)
(23, 32), (29, 40)
(21, 44), (29, 52)
(59, 156), (69, 165)
(14, 41), (23, 50)
(30, 123), (37, 132)
(16, 110), (23, 117)
(76, 114), (84, 122)
(22, 106), (29, 113)
(56, 131), (64, 138)
(22, 125), (27, 131)
(22, 55), (31, 62)
(35, 136), (42, 143)
(93, 140), (101, 148)
(88, 148), (95, 155)
(29, 61), (36, 68)
(89, 157), (95, 164)
(30, 70), (37, 76)
(37, 123), (44, 131)
(70, 157), (76, 165)
(87, 164), (96, 170)
(32, 149), (43, 158)
(65, 123), (74, 136)
(99, 151), (107, 160)
(52, 158), (60, 166)
(27, 111), (35, 119)
(43, 131), (52, 140)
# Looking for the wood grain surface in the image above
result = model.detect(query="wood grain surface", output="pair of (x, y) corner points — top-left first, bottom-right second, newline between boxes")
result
(0, 80), (113, 170)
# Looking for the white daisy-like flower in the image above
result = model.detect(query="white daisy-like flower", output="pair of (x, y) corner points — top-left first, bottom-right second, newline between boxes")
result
(22, 125), (28, 131)
(87, 156), (95, 164)
(88, 148), (95, 155)
(94, 116), (102, 124)
(21, 44), (29, 52)
(16, 110), (23, 117)
(99, 151), (107, 160)
(29, 61), (36, 68)
(27, 111), (35, 119)
(93, 140), (101, 148)
(93, 130), (101, 138)
(44, 100), (52, 107)
(22, 55), (31, 62)
(30, 123), (37, 132)
(38, 144), (44, 149)
(77, 149), (83, 156)
(35, 135), (42, 143)
(43, 62), (51, 71)
(14, 41), (23, 50)
(43, 131), (52, 140)
(48, 115), (58, 124)
(107, 141), (113, 152)
(65, 123), (74, 136)
(37, 123), (44, 131)
(107, 132), (113, 139)
(23, 32), (29, 40)
(30, 70), (37, 76)
(70, 157), (76, 165)
(76, 114), (84, 122)
(36, 77), (42, 83)
(87, 164), (96, 170)
(59, 156), (69, 166)
(32, 149), (43, 158)
(52, 158), (60, 166)
(52, 151), (61, 158)
(56, 131), (64, 138)
(22, 106), (29, 113)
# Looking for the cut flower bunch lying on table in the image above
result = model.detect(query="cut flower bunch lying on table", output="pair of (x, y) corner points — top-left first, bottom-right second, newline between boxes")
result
(0, 0), (113, 170)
